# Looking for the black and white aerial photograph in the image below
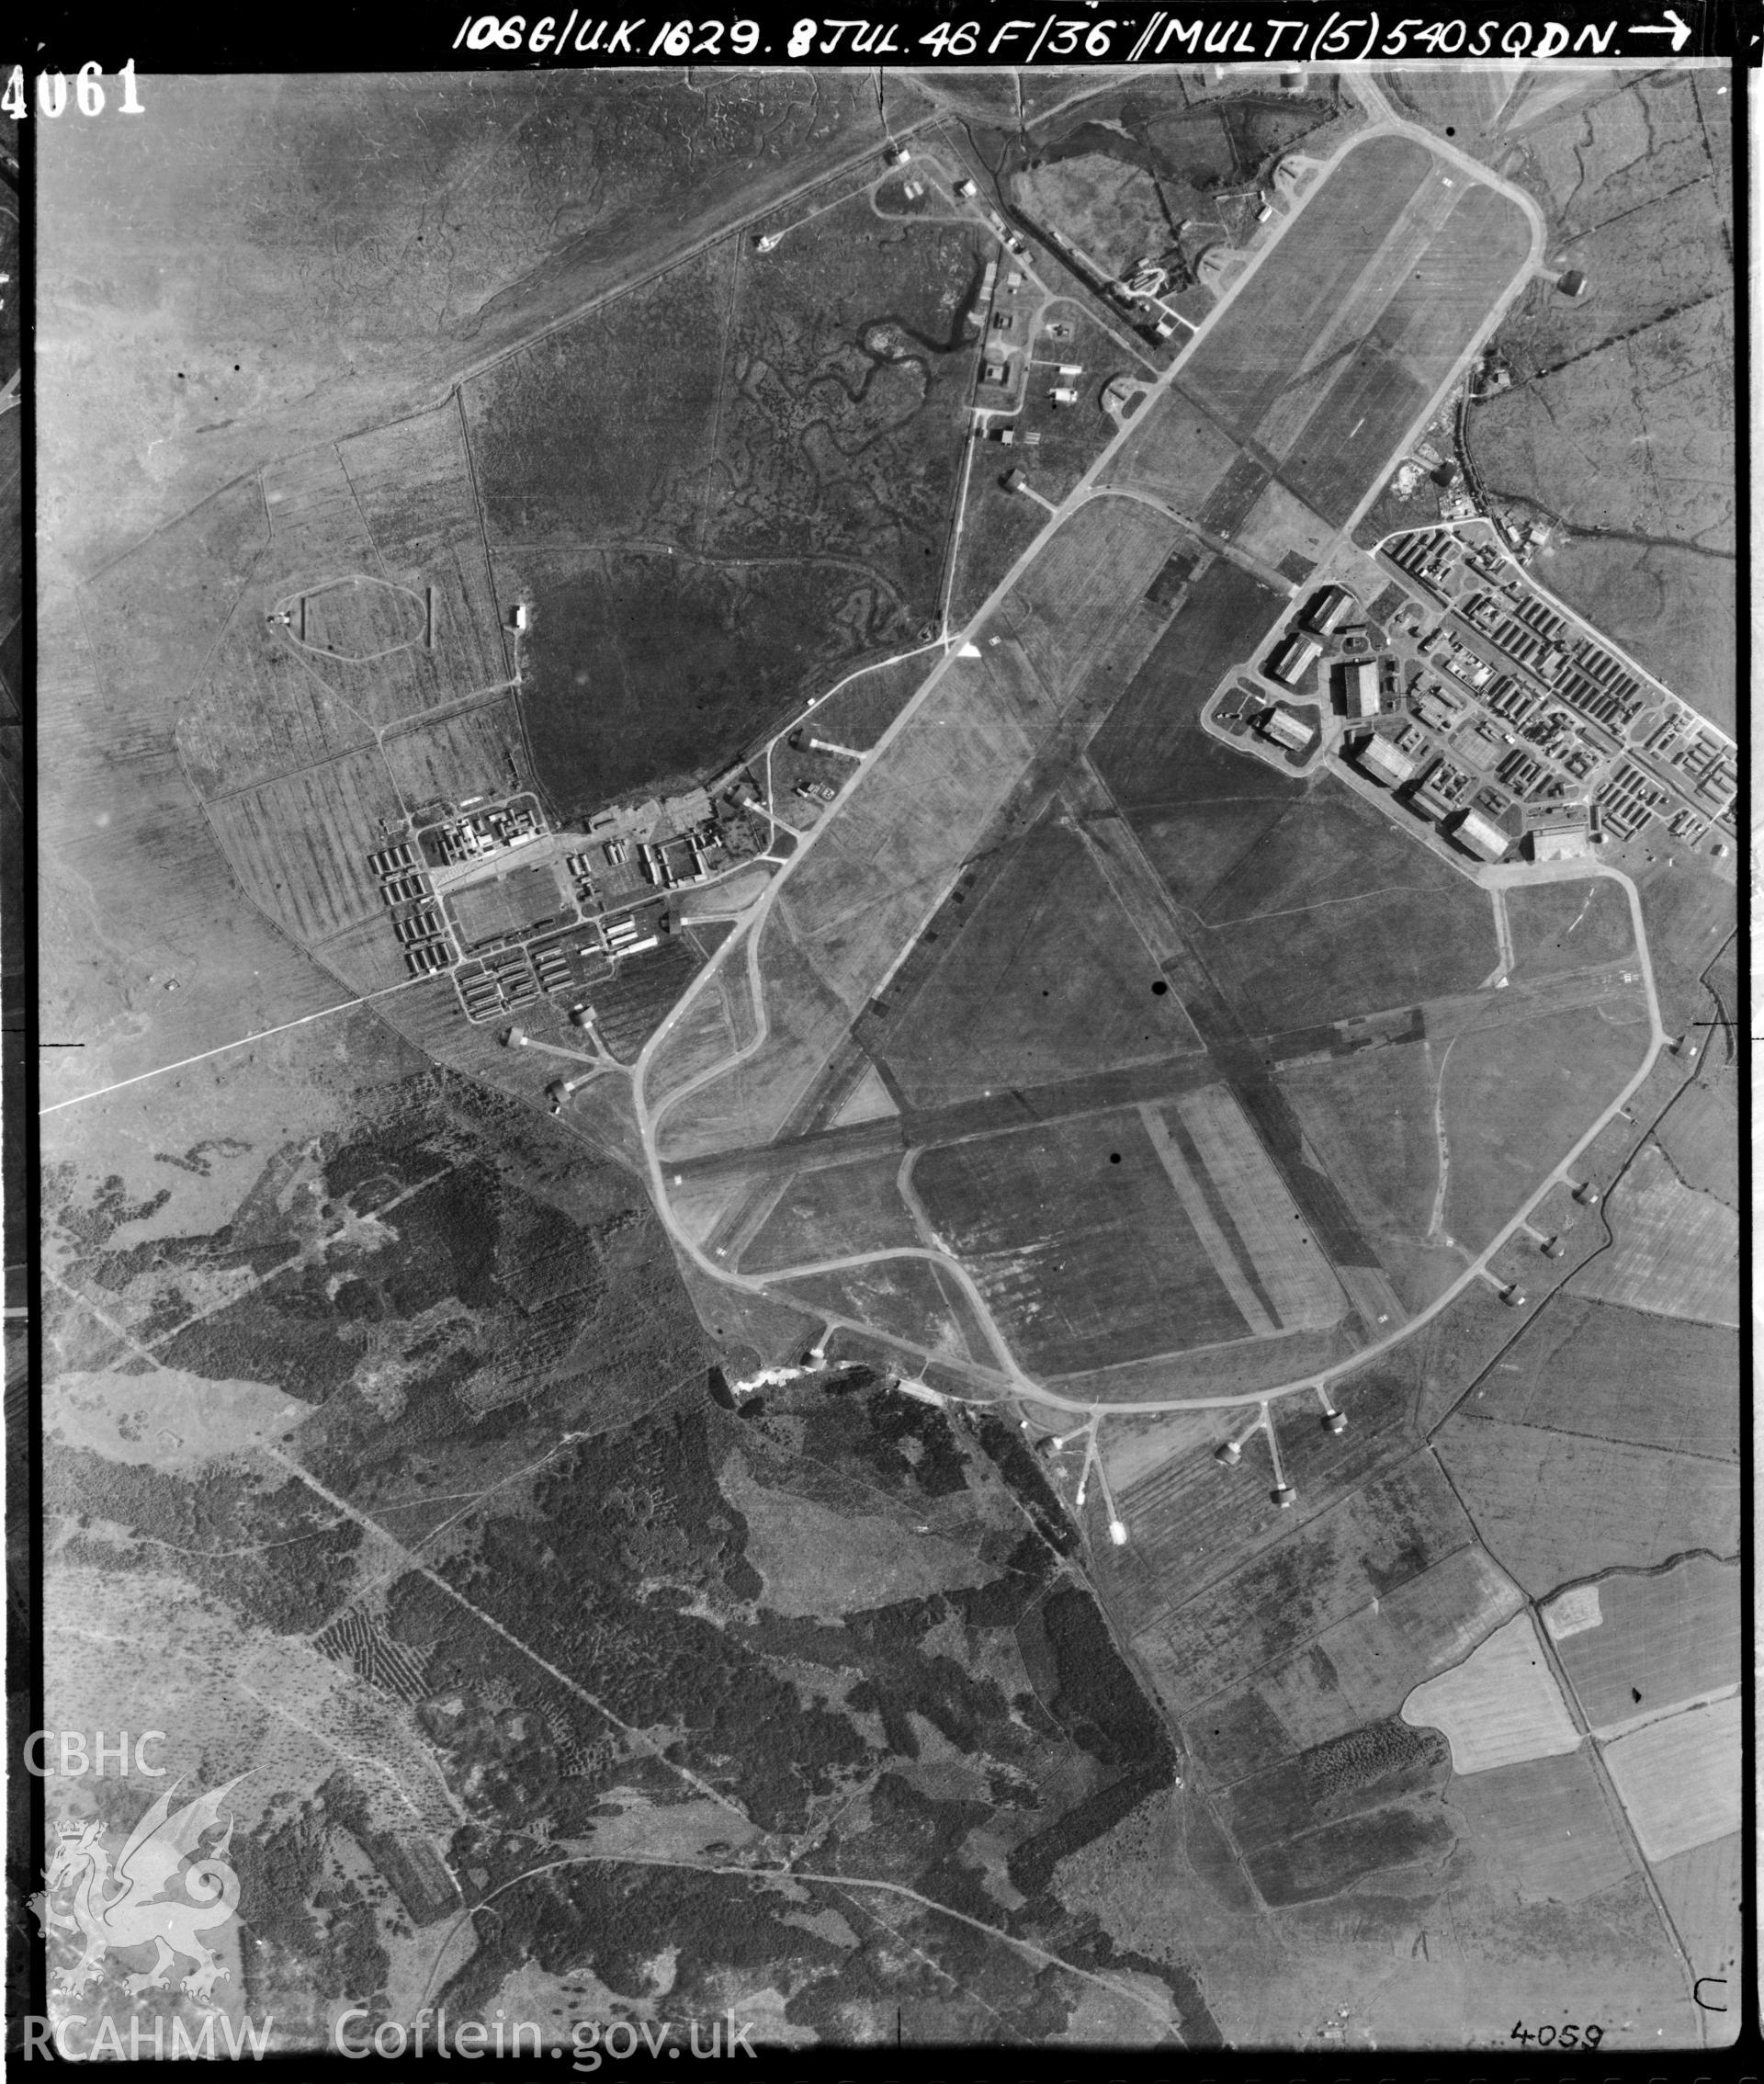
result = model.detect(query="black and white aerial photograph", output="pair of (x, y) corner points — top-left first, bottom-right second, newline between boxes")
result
(22, 12), (1744, 2065)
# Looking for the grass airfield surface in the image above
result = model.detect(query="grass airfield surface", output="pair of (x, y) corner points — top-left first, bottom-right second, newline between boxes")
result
(647, 130), (1623, 1416)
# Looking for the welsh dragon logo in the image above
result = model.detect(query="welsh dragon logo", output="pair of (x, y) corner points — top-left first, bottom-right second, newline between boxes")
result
(34, 1779), (243, 2007)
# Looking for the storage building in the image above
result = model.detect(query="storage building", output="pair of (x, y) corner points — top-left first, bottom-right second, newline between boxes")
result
(1269, 634), (1322, 686)
(1306, 585), (1357, 636)
(1344, 661), (1379, 719)
(1261, 706), (1315, 753)
(1453, 808), (1510, 860)
(1359, 734), (1419, 787)
(1532, 821), (1590, 861)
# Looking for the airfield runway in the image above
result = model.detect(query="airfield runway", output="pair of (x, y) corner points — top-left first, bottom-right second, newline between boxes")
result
(640, 127), (1545, 1399)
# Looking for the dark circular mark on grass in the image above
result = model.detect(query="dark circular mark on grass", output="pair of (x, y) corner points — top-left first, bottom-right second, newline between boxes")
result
(1109, 1152), (1122, 1164)
(1151, 980), (1169, 996)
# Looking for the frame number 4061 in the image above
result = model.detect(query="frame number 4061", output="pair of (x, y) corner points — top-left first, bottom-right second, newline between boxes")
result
(3, 62), (144, 117)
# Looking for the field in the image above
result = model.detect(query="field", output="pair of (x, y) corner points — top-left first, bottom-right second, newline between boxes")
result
(1159, 1087), (1346, 1332)
(1097, 1359), (1422, 1639)
(1485, 94), (1728, 389)
(720, 1451), (990, 1620)
(177, 634), (374, 802)
(1382, 68), (1530, 152)
(380, 700), (527, 811)
(1000, 496), (1184, 701)
(1243, 1544), (1526, 1758)
(1200, 787), (1468, 929)
(654, 931), (854, 1163)
(1012, 151), (1181, 278)
(1277, 1046), (1451, 1314)
(1652, 1832), (1741, 2001)
(804, 648), (936, 753)
(1089, 559), (1289, 807)
(945, 470), (1046, 631)
(1520, 535), (1736, 733)
(1188, 783), (1498, 1033)
(1464, 72), (1733, 726)
(205, 752), (407, 945)
(1125, 794), (1297, 913)
(296, 575), (424, 657)
(876, 810), (1204, 1107)
(464, 238), (732, 547)
(1400, 1611), (1580, 1773)
(777, 1258), (993, 1373)
(334, 398), (513, 676)
(1543, 1555), (1738, 1737)
(1278, 183), (1532, 527)
(910, 1108), (1253, 1373)
(1114, 391), (1245, 516)
(1446, 1748), (1636, 1904)
(40, 593), (347, 1112)
(512, 545), (902, 818)
(1569, 1143), (1738, 1326)
(1229, 479), (1337, 578)
(1436, 996), (1651, 1249)
(1198, 878), (1496, 1037)
(642, 985), (739, 1113)
(1132, 1454), (1473, 1716)
(448, 864), (568, 950)
(589, 937), (701, 1064)
(1216, 1720), (1453, 1908)
(739, 1152), (922, 1274)
(1600, 1695), (1740, 1863)
(1460, 1294), (1737, 1460)
(1634, 862), (1735, 1037)
(776, 647), (1053, 1008)
(175, 437), (511, 799)
(1432, 1414), (1740, 1595)
(467, 187), (985, 814)
(1057, 1321), (1357, 1407)
(1473, 293), (1732, 557)
(654, 506), (1179, 1170)
(1503, 878), (1634, 980)
(1654, 1073), (1738, 1209)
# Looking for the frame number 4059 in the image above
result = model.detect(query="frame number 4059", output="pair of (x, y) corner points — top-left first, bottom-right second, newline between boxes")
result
(1512, 2022), (1603, 2047)
(3, 62), (144, 117)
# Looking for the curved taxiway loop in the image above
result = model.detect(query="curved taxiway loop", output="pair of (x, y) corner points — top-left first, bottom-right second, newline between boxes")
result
(645, 863), (1662, 1436)
(631, 113), (1652, 1451)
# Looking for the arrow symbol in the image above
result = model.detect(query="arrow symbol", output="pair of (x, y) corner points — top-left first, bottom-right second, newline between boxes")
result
(1633, 8), (1692, 47)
